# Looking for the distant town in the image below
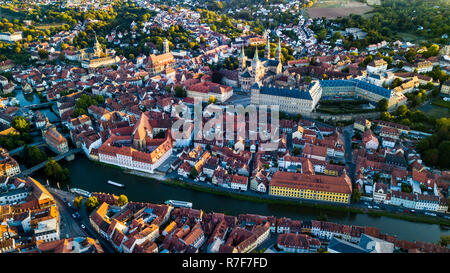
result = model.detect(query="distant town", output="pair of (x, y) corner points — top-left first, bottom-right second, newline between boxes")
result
(0, 0), (449, 254)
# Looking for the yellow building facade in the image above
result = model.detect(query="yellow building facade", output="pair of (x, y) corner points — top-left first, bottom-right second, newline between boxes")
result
(269, 172), (352, 204)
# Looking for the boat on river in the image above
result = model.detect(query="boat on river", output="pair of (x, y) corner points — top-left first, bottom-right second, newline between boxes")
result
(70, 188), (91, 198)
(164, 200), (193, 208)
(107, 180), (125, 188)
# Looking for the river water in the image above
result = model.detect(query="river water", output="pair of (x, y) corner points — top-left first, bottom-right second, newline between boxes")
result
(15, 90), (59, 123)
(52, 155), (450, 244)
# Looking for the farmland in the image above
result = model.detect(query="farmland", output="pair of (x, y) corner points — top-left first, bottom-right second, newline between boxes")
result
(307, 0), (374, 19)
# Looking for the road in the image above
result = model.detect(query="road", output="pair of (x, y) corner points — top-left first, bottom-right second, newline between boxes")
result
(48, 187), (116, 253)
(49, 187), (86, 239)
(343, 125), (356, 181)
(254, 233), (278, 253)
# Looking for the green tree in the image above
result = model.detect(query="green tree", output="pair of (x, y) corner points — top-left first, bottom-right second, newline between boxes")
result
(351, 189), (361, 203)
(38, 49), (49, 59)
(23, 145), (47, 167)
(174, 86), (186, 98)
(377, 99), (389, 112)
(73, 195), (83, 208)
(208, 95), (217, 104)
(117, 195), (128, 206)
(11, 116), (30, 133)
(44, 160), (70, 183)
(438, 235), (450, 247)
(189, 168), (199, 179)
(395, 105), (408, 117)
(437, 141), (450, 169)
(85, 196), (100, 212)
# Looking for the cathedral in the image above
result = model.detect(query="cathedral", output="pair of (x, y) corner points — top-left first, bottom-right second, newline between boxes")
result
(79, 35), (119, 69)
(238, 33), (284, 91)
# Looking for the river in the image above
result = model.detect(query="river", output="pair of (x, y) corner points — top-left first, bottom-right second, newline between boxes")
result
(49, 155), (450, 244)
(15, 90), (59, 123)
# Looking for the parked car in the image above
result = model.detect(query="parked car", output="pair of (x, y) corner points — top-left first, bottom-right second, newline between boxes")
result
(374, 205), (380, 209)
(72, 214), (76, 218)
(81, 224), (86, 229)
(368, 206), (373, 209)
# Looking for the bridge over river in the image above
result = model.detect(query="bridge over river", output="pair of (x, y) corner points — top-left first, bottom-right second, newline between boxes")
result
(22, 101), (55, 110)
(15, 148), (81, 178)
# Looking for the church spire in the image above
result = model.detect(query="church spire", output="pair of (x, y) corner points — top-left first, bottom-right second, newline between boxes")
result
(265, 31), (270, 59)
(253, 47), (259, 61)
(240, 44), (246, 58)
(93, 31), (102, 57)
(163, 38), (170, 54)
(275, 37), (282, 62)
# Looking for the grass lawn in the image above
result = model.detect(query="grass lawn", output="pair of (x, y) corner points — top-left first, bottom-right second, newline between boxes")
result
(396, 32), (423, 44)
(308, 0), (373, 18)
(316, 100), (376, 114)
(432, 98), (450, 109)
(424, 106), (449, 119)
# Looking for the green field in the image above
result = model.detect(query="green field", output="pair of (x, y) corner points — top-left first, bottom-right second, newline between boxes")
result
(418, 98), (450, 119)
(316, 100), (376, 114)
(424, 106), (449, 119)
(432, 98), (450, 109)
(313, 0), (360, 8)
(397, 32), (424, 44)
(36, 23), (65, 30)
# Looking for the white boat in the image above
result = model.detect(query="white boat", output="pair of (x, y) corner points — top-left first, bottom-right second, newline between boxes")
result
(164, 200), (193, 208)
(107, 181), (125, 188)
(70, 188), (91, 198)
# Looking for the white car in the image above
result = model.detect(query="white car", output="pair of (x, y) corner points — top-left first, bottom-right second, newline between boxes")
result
(368, 206), (373, 209)
(72, 214), (76, 218)
(81, 224), (86, 229)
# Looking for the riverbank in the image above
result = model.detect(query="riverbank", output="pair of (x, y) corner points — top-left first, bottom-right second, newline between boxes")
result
(61, 156), (450, 242)
(119, 167), (450, 226)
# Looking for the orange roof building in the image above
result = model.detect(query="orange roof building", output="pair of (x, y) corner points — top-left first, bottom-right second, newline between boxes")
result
(43, 127), (69, 154)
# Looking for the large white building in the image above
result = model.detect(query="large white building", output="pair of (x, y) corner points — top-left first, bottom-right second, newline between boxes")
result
(366, 59), (387, 74)
(97, 114), (173, 174)
(0, 32), (22, 42)
(389, 190), (444, 212)
(319, 79), (407, 109)
(251, 81), (322, 115)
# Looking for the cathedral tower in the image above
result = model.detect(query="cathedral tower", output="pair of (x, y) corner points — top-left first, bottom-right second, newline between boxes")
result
(163, 38), (170, 54)
(265, 32), (271, 59)
(275, 38), (282, 63)
(238, 44), (247, 70)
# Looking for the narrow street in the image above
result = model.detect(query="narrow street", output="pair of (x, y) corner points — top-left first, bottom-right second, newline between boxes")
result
(343, 125), (356, 182)
(50, 189), (85, 239)
(47, 187), (116, 253)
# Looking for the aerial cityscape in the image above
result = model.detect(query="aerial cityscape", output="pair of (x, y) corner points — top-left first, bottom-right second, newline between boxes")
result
(0, 0), (449, 259)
